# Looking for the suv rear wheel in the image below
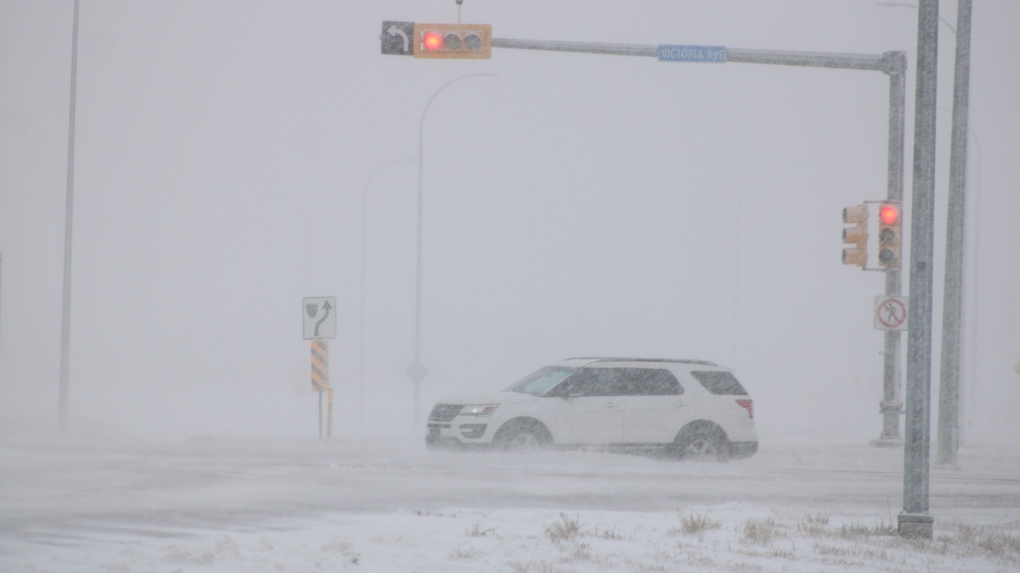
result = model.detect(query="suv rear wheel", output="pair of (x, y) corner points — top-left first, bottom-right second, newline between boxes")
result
(672, 423), (730, 460)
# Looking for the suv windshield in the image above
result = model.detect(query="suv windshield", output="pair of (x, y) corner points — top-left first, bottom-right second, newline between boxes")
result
(505, 367), (577, 396)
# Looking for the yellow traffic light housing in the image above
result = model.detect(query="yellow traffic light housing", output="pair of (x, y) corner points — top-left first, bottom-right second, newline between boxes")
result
(413, 24), (492, 59)
(842, 204), (868, 267)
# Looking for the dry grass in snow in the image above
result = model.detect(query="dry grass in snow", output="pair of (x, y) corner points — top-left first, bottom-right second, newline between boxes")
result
(4, 505), (1018, 573)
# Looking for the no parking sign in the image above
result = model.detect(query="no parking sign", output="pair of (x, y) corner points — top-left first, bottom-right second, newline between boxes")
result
(875, 296), (909, 331)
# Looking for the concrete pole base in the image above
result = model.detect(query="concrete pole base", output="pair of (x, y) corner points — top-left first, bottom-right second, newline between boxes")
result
(897, 513), (934, 539)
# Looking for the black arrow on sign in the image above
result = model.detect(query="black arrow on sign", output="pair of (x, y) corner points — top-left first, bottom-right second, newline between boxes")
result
(314, 300), (332, 337)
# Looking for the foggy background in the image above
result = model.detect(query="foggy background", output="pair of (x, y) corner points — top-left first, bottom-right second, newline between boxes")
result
(1, 0), (1017, 446)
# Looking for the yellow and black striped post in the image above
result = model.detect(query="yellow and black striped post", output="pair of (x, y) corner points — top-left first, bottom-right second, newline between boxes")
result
(311, 339), (329, 393)
(311, 339), (333, 437)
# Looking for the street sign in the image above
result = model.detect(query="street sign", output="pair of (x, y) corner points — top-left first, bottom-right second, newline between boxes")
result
(658, 45), (727, 63)
(381, 21), (415, 56)
(875, 296), (909, 331)
(303, 297), (337, 339)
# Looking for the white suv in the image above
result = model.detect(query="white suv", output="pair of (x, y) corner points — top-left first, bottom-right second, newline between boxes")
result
(426, 357), (757, 459)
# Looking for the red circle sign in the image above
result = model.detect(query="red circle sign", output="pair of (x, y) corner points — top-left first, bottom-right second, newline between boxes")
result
(877, 298), (908, 329)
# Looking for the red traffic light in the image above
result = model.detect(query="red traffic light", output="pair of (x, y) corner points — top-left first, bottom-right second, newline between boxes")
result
(422, 32), (443, 51)
(880, 204), (899, 225)
(878, 202), (902, 268)
(414, 24), (492, 59)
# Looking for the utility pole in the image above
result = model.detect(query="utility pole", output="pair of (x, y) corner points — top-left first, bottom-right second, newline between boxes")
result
(936, 0), (973, 468)
(899, 0), (939, 540)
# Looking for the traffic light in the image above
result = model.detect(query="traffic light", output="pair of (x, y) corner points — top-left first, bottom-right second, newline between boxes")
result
(842, 204), (868, 267)
(413, 23), (492, 59)
(877, 202), (902, 268)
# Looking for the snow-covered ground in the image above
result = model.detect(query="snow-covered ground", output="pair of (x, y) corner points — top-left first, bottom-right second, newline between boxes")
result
(2, 435), (1018, 572)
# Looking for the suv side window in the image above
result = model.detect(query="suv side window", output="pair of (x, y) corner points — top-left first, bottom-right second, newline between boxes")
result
(567, 368), (629, 397)
(558, 367), (685, 397)
(690, 370), (748, 395)
(622, 368), (683, 396)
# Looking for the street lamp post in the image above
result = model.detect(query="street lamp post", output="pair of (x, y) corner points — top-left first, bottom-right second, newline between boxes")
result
(59, 0), (81, 433)
(360, 158), (417, 427)
(935, 0), (972, 468)
(409, 73), (496, 427)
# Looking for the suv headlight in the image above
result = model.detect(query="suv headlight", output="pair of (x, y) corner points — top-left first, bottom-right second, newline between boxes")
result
(460, 404), (499, 417)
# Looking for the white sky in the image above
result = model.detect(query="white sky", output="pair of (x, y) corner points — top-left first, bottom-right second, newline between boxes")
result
(1, 0), (1018, 445)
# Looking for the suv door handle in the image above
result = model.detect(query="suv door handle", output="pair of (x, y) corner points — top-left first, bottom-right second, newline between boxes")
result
(603, 402), (621, 409)
(674, 401), (686, 407)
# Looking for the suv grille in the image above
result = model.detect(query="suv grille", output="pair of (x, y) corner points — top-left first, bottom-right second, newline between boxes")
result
(429, 404), (464, 422)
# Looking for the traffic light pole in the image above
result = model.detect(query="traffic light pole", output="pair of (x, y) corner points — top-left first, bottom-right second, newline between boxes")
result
(492, 37), (908, 447)
(878, 56), (907, 448)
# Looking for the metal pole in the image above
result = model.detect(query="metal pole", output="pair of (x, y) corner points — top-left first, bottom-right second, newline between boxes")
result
(410, 73), (495, 428)
(327, 387), (334, 438)
(899, 0), (939, 540)
(874, 52), (908, 447)
(360, 159), (416, 427)
(59, 0), (81, 433)
(965, 129), (981, 443)
(493, 38), (892, 72)
(936, 0), (972, 467)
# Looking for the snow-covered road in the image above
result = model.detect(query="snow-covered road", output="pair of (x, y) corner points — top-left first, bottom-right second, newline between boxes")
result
(2, 436), (1018, 572)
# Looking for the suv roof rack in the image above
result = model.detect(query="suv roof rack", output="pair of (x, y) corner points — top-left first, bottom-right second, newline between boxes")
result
(564, 357), (718, 367)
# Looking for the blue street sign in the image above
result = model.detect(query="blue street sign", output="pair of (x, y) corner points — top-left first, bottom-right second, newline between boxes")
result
(658, 45), (727, 63)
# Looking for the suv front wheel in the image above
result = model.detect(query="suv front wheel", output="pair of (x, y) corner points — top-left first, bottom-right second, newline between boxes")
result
(492, 419), (552, 452)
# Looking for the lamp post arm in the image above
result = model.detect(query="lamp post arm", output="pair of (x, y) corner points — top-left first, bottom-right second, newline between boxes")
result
(877, 2), (956, 34)
(414, 72), (496, 362)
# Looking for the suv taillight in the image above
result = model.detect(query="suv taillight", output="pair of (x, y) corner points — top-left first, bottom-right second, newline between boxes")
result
(736, 399), (753, 419)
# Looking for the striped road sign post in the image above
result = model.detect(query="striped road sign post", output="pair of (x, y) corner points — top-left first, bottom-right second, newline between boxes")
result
(311, 339), (329, 392)
(311, 339), (333, 438)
